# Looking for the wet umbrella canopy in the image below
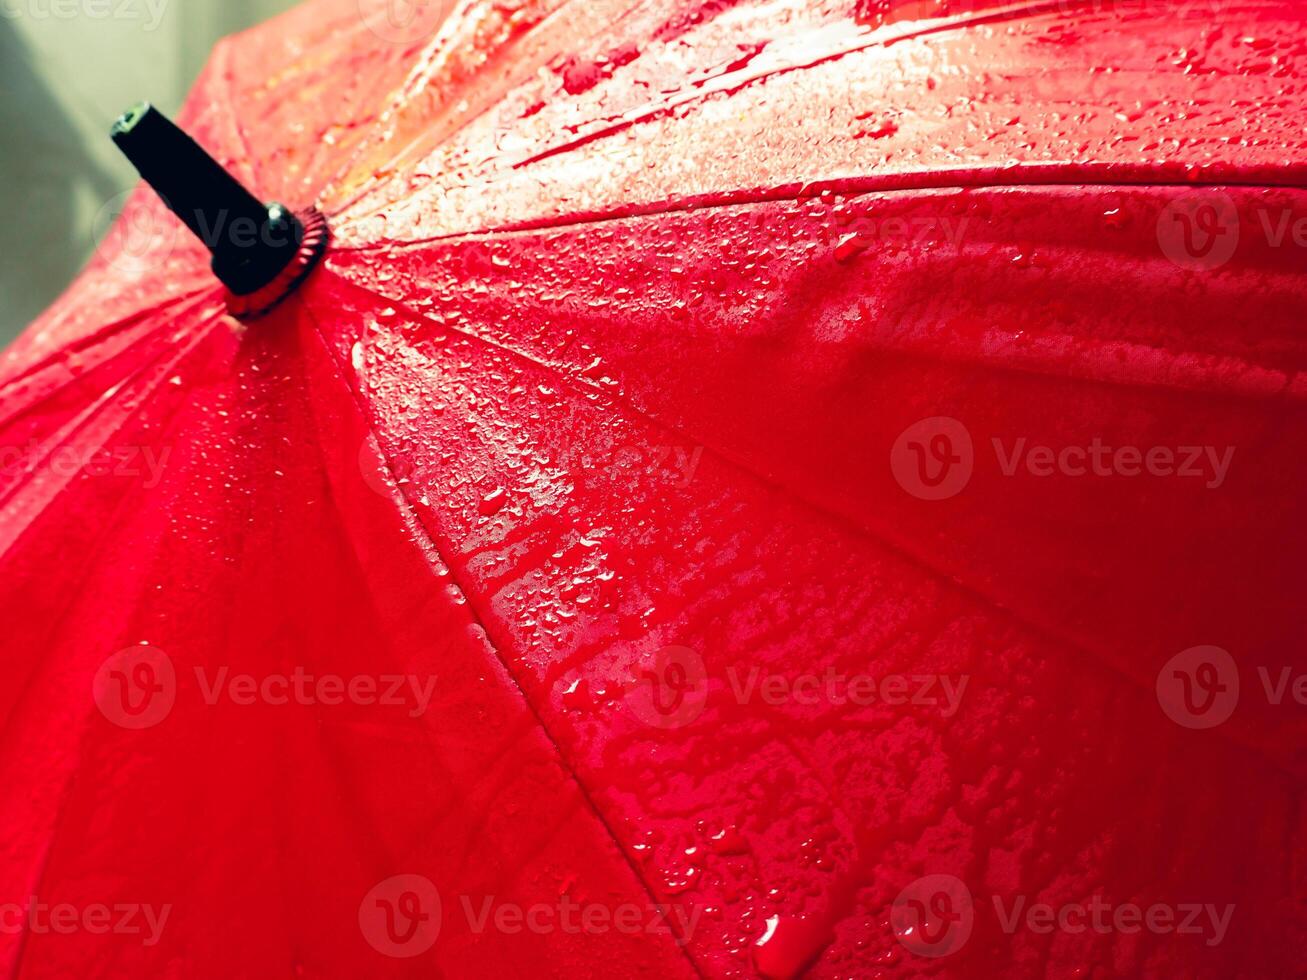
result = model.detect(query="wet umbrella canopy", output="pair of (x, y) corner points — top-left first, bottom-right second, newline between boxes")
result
(1, 0), (1306, 976)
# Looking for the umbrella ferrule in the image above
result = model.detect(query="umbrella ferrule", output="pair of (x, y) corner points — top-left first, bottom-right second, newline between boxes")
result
(110, 102), (315, 298)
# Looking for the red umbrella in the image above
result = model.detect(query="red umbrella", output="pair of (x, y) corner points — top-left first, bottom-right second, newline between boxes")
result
(2, 0), (1304, 975)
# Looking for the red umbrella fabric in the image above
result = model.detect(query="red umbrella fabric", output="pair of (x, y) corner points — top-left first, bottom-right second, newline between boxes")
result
(2, 0), (1305, 976)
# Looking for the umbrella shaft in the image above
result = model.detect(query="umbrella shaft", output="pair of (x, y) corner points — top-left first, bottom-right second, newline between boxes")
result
(111, 103), (306, 295)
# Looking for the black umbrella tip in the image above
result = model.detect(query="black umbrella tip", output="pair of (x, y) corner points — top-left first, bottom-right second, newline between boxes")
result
(110, 101), (153, 141)
(107, 102), (325, 306)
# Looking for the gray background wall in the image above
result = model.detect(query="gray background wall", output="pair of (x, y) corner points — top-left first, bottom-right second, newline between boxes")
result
(0, 0), (300, 347)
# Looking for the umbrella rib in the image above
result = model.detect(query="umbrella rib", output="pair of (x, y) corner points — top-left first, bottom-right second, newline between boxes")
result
(4, 470), (187, 980)
(0, 312), (226, 742)
(214, 37), (267, 196)
(0, 308), (224, 522)
(331, 164), (1307, 249)
(316, 0), (633, 219)
(507, 0), (1098, 171)
(325, 0), (1113, 229)
(331, 273), (1299, 779)
(332, 236), (1295, 407)
(2, 312), (229, 980)
(293, 293), (708, 978)
(0, 287), (214, 404)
